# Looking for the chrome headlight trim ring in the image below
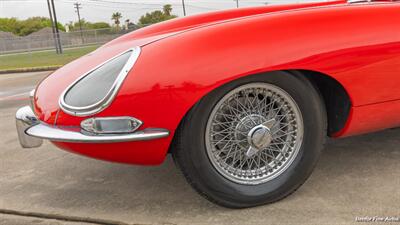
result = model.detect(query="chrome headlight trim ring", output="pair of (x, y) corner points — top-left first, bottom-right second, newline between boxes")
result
(59, 46), (141, 117)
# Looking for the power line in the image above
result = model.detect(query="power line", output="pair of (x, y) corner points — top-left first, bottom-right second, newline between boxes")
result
(73, 2), (84, 43)
(52, 0), (219, 13)
(85, 0), (162, 6)
(60, 0), (218, 9)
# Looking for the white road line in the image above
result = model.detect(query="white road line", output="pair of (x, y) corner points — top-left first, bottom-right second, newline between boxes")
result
(0, 91), (30, 101)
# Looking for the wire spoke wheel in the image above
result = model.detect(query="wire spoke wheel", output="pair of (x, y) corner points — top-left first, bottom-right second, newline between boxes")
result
(205, 83), (304, 185)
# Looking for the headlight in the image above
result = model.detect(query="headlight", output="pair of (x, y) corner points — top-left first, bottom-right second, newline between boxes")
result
(59, 47), (141, 116)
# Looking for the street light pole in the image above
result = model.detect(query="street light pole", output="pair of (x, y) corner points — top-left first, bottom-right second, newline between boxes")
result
(182, 0), (186, 16)
(46, 0), (59, 54)
(235, 0), (239, 8)
(51, 0), (63, 54)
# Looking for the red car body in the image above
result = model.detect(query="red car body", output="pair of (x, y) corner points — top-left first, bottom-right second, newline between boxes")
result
(32, 0), (400, 165)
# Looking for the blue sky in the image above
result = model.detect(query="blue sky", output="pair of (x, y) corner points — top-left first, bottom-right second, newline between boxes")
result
(0, 0), (324, 24)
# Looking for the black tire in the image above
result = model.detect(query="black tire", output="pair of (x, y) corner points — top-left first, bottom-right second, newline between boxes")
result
(172, 71), (327, 208)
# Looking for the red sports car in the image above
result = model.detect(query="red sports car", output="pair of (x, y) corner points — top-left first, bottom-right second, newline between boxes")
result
(16, 0), (400, 208)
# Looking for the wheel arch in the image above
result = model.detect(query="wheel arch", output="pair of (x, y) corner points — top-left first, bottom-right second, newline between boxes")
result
(170, 69), (351, 153)
(287, 69), (351, 136)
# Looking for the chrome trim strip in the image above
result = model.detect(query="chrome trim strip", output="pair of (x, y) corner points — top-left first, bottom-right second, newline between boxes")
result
(26, 125), (170, 143)
(59, 46), (141, 117)
(15, 106), (169, 148)
(347, 0), (372, 3)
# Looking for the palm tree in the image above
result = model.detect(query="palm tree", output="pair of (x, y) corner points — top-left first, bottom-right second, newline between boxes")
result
(111, 12), (122, 28)
(163, 4), (173, 16)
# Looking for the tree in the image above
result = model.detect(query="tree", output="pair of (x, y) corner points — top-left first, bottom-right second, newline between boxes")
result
(163, 4), (173, 16)
(90, 22), (111, 29)
(111, 12), (122, 28)
(0, 18), (19, 34)
(0, 17), (64, 36)
(67, 19), (110, 31)
(138, 4), (177, 27)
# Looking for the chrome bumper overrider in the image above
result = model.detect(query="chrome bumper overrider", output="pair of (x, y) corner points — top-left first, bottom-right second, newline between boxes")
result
(16, 106), (170, 148)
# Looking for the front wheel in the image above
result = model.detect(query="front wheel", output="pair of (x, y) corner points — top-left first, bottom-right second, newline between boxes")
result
(172, 71), (327, 208)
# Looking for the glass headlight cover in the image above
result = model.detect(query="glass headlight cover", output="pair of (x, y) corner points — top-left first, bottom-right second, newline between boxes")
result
(59, 47), (141, 116)
(80, 116), (142, 134)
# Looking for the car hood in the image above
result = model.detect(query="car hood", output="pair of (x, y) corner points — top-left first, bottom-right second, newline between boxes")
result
(106, 0), (345, 48)
(34, 0), (345, 123)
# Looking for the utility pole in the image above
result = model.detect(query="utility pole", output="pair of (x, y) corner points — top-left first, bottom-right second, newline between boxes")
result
(235, 0), (239, 8)
(74, 2), (84, 44)
(51, 0), (63, 54)
(46, 0), (60, 54)
(182, 0), (186, 16)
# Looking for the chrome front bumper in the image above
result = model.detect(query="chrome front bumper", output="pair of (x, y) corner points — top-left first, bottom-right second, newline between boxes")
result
(16, 106), (170, 148)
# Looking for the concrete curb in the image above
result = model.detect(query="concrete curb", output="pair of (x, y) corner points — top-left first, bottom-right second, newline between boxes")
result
(0, 66), (61, 74)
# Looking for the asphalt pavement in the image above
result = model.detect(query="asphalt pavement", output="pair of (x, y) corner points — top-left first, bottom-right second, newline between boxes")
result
(0, 71), (399, 225)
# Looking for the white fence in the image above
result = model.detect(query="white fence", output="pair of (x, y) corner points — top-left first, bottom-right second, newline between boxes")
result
(0, 28), (137, 55)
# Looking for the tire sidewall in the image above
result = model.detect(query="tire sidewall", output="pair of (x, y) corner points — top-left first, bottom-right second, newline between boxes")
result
(179, 71), (326, 207)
